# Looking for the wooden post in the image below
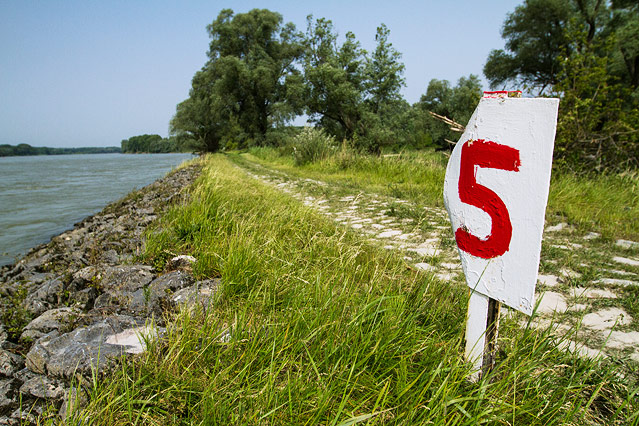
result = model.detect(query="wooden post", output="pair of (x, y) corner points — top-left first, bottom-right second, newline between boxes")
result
(465, 290), (488, 380)
(482, 297), (500, 377)
(465, 291), (501, 380)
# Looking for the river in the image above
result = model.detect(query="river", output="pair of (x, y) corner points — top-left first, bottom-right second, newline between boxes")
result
(0, 153), (193, 266)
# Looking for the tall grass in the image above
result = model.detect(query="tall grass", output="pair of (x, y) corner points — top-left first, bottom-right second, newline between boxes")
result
(71, 154), (638, 425)
(246, 147), (639, 240)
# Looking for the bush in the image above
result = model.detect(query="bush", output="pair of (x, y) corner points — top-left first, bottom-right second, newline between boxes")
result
(292, 127), (337, 165)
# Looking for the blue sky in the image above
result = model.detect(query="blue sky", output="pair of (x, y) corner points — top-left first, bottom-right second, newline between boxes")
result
(0, 1), (520, 147)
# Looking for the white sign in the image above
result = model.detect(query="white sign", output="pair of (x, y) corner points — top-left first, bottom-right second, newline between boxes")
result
(444, 95), (559, 315)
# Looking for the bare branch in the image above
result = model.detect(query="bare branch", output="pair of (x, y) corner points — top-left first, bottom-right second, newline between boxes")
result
(428, 111), (465, 133)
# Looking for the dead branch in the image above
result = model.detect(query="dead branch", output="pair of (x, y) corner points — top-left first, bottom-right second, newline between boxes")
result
(428, 111), (465, 134)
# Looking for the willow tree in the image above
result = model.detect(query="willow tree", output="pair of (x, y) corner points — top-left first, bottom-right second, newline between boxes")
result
(171, 9), (303, 151)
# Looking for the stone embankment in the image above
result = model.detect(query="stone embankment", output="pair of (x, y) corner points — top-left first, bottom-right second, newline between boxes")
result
(0, 163), (213, 424)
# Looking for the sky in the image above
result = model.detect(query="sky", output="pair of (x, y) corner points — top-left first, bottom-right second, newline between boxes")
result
(0, 1), (520, 148)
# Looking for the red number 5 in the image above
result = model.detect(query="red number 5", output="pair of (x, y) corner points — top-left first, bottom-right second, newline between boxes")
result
(456, 139), (521, 259)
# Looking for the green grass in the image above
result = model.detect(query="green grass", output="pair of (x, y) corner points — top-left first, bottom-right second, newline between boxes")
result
(245, 147), (639, 241)
(70, 154), (638, 425)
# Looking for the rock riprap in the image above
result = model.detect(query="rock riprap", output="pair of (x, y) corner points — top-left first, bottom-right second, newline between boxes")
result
(0, 163), (208, 425)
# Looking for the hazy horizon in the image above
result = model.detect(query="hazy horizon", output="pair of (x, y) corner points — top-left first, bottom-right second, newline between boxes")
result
(1, 1), (518, 148)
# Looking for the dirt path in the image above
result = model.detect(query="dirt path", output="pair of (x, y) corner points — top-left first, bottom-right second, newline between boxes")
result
(234, 155), (639, 368)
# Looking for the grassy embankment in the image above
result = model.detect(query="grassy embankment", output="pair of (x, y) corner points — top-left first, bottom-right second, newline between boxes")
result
(71, 154), (638, 425)
(244, 147), (639, 242)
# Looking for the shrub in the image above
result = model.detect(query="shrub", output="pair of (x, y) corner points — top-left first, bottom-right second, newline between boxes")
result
(292, 127), (337, 165)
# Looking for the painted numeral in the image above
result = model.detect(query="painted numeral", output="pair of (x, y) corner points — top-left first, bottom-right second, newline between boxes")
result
(455, 139), (521, 259)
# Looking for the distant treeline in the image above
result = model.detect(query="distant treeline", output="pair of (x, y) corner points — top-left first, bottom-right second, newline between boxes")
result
(120, 134), (189, 153)
(0, 144), (121, 157)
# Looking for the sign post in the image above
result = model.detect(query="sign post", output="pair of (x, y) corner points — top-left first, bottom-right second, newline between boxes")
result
(443, 91), (559, 379)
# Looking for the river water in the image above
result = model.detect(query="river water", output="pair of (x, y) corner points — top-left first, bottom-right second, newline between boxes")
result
(0, 153), (193, 266)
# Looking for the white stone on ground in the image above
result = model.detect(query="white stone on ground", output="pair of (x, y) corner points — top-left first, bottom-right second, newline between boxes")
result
(595, 278), (638, 287)
(559, 340), (603, 359)
(105, 326), (160, 354)
(560, 268), (582, 279)
(396, 233), (414, 241)
(604, 269), (635, 276)
(409, 246), (439, 257)
(616, 239), (639, 249)
(570, 304), (588, 311)
(583, 232), (600, 240)
(538, 274), (559, 287)
(545, 222), (569, 232)
(436, 272), (456, 281)
(440, 262), (461, 270)
(537, 291), (569, 314)
(414, 263), (434, 272)
(552, 245), (572, 250)
(605, 331), (639, 349)
(351, 224), (363, 229)
(581, 308), (631, 331)
(378, 230), (402, 239)
(571, 287), (617, 299)
(371, 224), (385, 230)
(612, 256), (639, 267)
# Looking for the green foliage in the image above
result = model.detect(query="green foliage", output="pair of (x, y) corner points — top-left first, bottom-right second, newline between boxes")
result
(120, 134), (185, 153)
(0, 144), (121, 157)
(364, 24), (405, 115)
(302, 16), (367, 141)
(486, 0), (639, 172)
(484, 0), (574, 92)
(170, 9), (303, 152)
(291, 127), (337, 166)
(413, 75), (483, 149)
(0, 285), (33, 341)
(553, 31), (639, 171)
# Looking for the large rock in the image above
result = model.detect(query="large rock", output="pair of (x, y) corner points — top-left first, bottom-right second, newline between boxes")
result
(99, 265), (154, 293)
(19, 374), (66, 400)
(20, 308), (82, 342)
(23, 278), (66, 316)
(0, 351), (24, 378)
(0, 379), (17, 415)
(25, 315), (144, 379)
(172, 279), (219, 311)
(94, 271), (194, 317)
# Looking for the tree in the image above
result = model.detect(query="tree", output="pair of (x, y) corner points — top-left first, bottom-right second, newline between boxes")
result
(171, 9), (303, 152)
(206, 9), (303, 143)
(170, 69), (228, 153)
(415, 75), (483, 149)
(483, 0), (574, 93)
(552, 30), (639, 171)
(609, 0), (639, 91)
(364, 24), (405, 114)
(485, 0), (639, 171)
(302, 16), (367, 141)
